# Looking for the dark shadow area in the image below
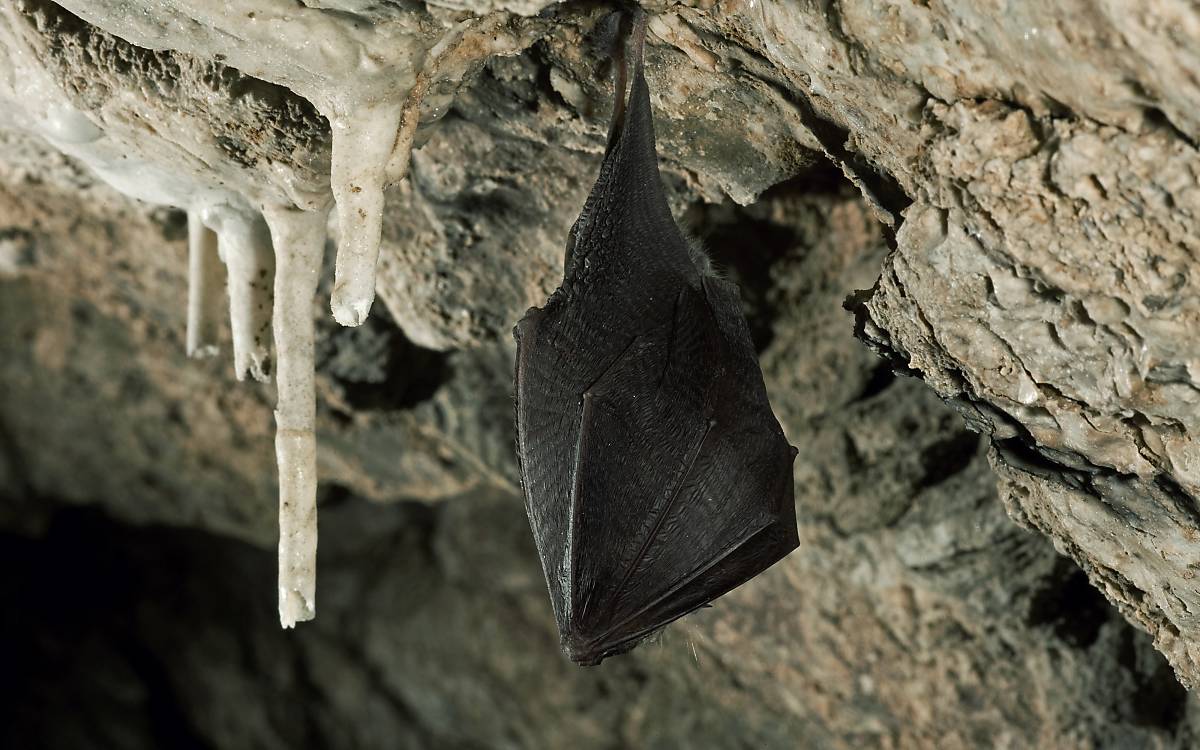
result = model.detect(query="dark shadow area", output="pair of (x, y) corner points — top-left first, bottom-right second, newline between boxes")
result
(682, 162), (848, 353)
(853, 362), (898, 402)
(0, 498), (448, 750)
(1120, 627), (1189, 730)
(1023, 559), (1187, 733)
(315, 302), (453, 413)
(1026, 559), (1111, 649)
(916, 431), (980, 491)
(0, 508), (234, 749)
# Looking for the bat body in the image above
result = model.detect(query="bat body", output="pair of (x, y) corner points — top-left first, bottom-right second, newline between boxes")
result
(513, 13), (798, 666)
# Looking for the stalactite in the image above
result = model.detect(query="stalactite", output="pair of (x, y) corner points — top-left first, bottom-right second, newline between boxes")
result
(202, 206), (275, 382)
(327, 103), (403, 328)
(262, 205), (328, 628)
(185, 211), (222, 359)
(322, 15), (546, 329)
(2, 0), (548, 627)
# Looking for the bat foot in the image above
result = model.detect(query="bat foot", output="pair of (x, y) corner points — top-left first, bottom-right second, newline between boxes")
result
(563, 636), (637, 667)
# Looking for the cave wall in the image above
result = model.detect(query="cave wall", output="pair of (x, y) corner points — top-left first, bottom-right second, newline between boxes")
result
(2, 0), (1200, 746)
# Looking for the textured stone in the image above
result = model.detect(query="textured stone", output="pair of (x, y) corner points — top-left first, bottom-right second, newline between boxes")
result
(852, 43), (1200, 691)
(2, 150), (1196, 746)
(3, 0), (1200, 744)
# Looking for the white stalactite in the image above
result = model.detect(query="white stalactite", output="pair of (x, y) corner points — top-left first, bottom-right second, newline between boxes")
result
(323, 17), (543, 330)
(263, 205), (328, 629)
(185, 211), (222, 358)
(327, 103), (402, 328)
(3, 1), (549, 628)
(45, 2), (548, 339)
(203, 206), (275, 382)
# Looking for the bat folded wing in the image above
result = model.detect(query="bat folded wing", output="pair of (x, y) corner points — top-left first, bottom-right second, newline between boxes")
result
(516, 278), (798, 666)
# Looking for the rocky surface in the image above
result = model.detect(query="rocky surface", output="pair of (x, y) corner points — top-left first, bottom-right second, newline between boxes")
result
(843, 26), (1200, 688)
(2, 0), (1200, 746)
(4, 159), (1197, 747)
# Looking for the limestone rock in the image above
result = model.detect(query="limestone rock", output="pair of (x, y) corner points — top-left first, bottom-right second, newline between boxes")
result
(2, 0), (1200, 745)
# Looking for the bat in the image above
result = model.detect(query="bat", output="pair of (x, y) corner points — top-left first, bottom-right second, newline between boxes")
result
(512, 10), (799, 666)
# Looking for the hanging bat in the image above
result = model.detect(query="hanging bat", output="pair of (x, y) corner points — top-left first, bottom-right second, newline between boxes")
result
(513, 11), (798, 666)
